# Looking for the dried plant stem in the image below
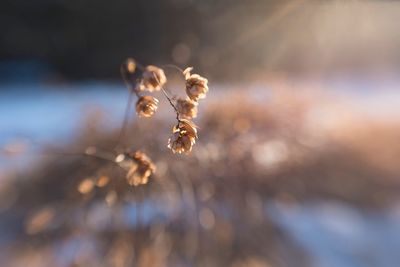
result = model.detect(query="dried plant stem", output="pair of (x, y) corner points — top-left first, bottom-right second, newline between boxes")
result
(120, 64), (134, 91)
(84, 146), (116, 162)
(113, 88), (136, 151)
(42, 146), (117, 165)
(114, 64), (142, 150)
(162, 64), (185, 74)
(161, 87), (180, 122)
(149, 71), (180, 122)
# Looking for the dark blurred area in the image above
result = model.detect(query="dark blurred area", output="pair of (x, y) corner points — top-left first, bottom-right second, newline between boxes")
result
(0, 0), (204, 80)
(2, 0), (400, 81)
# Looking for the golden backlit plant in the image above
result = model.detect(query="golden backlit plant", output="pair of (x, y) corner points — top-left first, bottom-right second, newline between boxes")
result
(120, 58), (209, 154)
(79, 58), (209, 188)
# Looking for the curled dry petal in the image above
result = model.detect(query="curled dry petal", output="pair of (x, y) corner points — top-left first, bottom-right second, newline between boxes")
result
(177, 119), (198, 138)
(183, 67), (194, 79)
(168, 132), (193, 154)
(183, 67), (209, 101)
(139, 65), (167, 92)
(136, 95), (159, 117)
(168, 119), (198, 154)
(176, 98), (198, 119)
(126, 151), (156, 186)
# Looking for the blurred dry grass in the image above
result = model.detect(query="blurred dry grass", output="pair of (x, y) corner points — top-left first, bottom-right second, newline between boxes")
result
(1, 89), (400, 267)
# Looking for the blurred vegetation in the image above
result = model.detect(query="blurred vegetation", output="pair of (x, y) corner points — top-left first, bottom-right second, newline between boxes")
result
(1, 90), (400, 266)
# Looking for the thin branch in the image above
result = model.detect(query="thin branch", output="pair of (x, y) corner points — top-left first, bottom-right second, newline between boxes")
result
(41, 146), (121, 166)
(114, 63), (142, 151)
(149, 70), (180, 122)
(84, 146), (116, 162)
(113, 88), (136, 151)
(161, 88), (180, 122)
(162, 64), (185, 74)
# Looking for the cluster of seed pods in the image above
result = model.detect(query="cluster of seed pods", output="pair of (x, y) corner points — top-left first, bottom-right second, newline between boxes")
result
(121, 58), (209, 154)
(102, 58), (211, 187)
(76, 59), (210, 190)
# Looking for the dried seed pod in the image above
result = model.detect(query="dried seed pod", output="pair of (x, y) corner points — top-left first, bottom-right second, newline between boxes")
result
(124, 58), (137, 74)
(177, 119), (198, 139)
(126, 151), (156, 186)
(183, 67), (209, 101)
(168, 119), (198, 154)
(176, 98), (198, 119)
(136, 96), (159, 117)
(134, 82), (145, 92)
(139, 65), (167, 92)
(121, 58), (137, 87)
(168, 132), (193, 154)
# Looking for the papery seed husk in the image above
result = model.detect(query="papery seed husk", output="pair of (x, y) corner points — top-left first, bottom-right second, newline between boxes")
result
(141, 65), (167, 91)
(136, 96), (159, 117)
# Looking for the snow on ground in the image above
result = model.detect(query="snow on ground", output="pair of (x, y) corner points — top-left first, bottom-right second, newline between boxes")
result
(267, 201), (400, 267)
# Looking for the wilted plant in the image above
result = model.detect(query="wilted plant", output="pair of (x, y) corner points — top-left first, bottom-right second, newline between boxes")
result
(77, 58), (210, 188)
(119, 58), (209, 155)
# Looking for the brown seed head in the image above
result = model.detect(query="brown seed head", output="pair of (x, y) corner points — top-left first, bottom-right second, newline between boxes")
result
(177, 119), (198, 138)
(139, 65), (167, 92)
(136, 96), (159, 117)
(183, 67), (209, 101)
(121, 58), (137, 86)
(126, 151), (156, 186)
(124, 58), (136, 74)
(176, 98), (198, 119)
(168, 119), (198, 154)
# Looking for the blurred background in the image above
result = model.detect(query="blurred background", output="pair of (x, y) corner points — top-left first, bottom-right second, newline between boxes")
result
(1, 0), (400, 266)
